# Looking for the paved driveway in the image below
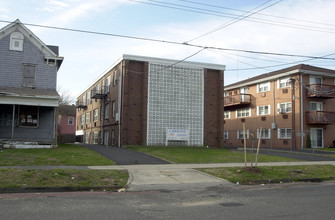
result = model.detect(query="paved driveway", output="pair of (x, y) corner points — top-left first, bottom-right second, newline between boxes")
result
(76, 144), (171, 165)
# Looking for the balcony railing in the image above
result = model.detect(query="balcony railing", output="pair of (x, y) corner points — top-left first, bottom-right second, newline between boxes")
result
(224, 94), (251, 107)
(307, 84), (335, 98)
(76, 100), (87, 108)
(91, 86), (109, 99)
(306, 111), (335, 125)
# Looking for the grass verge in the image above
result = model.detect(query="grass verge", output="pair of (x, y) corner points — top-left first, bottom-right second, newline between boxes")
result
(198, 165), (335, 184)
(0, 144), (115, 166)
(128, 146), (299, 163)
(0, 168), (128, 192)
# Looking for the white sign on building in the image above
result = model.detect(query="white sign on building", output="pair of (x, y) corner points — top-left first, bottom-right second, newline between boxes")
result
(166, 129), (190, 146)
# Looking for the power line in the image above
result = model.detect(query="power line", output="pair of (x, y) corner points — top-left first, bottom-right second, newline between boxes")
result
(0, 19), (334, 61)
(186, 0), (282, 43)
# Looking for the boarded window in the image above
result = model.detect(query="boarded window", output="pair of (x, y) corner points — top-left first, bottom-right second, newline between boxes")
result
(22, 64), (36, 87)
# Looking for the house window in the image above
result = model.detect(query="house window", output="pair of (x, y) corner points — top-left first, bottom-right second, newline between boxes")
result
(257, 129), (271, 139)
(94, 109), (99, 121)
(278, 128), (292, 139)
(85, 132), (90, 144)
(111, 129), (115, 146)
(277, 102), (291, 113)
(86, 112), (90, 124)
(224, 111), (230, 119)
(86, 91), (90, 105)
(81, 114), (85, 125)
(93, 132), (99, 144)
(68, 116), (74, 125)
(278, 77), (290, 88)
(112, 101), (116, 118)
(257, 82), (270, 93)
(10, 32), (24, 51)
(19, 106), (39, 127)
(236, 108), (251, 118)
(224, 130), (229, 139)
(113, 70), (118, 86)
(237, 129), (249, 139)
(106, 76), (111, 93)
(105, 104), (110, 119)
(257, 105), (270, 115)
(22, 64), (36, 88)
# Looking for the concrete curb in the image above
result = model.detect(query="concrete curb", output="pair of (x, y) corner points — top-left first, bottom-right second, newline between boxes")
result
(0, 186), (125, 194)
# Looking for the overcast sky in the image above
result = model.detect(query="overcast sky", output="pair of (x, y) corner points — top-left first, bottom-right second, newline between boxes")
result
(1, 0), (335, 99)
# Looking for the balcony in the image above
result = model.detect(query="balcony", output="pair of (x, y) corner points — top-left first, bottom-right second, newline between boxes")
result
(306, 111), (335, 125)
(76, 100), (87, 109)
(306, 84), (335, 98)
(91, 86), (108, 99)
(224, 94), (251, 108)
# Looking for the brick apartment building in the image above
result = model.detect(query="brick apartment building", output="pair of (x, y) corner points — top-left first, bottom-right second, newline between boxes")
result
(76, 55), (225, 147)
(223, 64), (335, 149)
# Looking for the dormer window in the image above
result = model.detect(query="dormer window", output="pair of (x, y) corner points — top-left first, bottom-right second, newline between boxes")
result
(10, 32), (24, 51)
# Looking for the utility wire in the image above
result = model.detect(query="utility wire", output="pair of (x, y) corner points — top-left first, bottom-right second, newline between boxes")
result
(0, 19), (334, 61)
(187, 0), (282, 43)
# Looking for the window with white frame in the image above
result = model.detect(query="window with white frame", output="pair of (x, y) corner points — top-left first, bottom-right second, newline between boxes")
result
(82, 94), (86, 105)
(104, 104), (109, 119)
(68, 116), (74, 125)
(81, 114), (85, 125)
(85, 132), (90, 144)
(236, 108), (251, 118)
(237, 129), (249, 139)
(278, 77), (290, 88)
(93, 132), (99, 144)
(257, 129), (271, 139)
(106, 76), (111, 93)
(86, 112), (90, 124)
(86, 91), (90, 105)
(224, 130), (229, 139)
(277, 128), (292, 139)
(224, 111), (230, 119)
(112, 101), (116, 118)
(10, 32), (24, 51)
(113, 70), (118, 86)
(257, 105), (270, 115)
(94, 109), (99, 121)
(257, 81), (270, 93)
(277, 102), (291, 113)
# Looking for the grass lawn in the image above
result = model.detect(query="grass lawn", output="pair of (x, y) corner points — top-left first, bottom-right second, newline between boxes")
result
(0, 168), (128, 190)
(0, 144), (115, 166)
(199, 165), (335, 184)
(128, 146), (299, 163)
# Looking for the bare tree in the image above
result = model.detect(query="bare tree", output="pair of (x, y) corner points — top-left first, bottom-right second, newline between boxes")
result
(57, 86), (75, 105)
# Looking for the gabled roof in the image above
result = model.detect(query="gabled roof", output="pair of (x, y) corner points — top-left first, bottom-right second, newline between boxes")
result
(224, 64), (335, 90)
(0, 19), (63, 67)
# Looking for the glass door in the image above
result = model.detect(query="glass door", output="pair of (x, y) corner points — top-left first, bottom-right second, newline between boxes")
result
(310, 128), (323, 148)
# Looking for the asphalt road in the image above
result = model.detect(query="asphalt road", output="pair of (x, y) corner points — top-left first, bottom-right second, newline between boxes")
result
(1, 181), (334, 220)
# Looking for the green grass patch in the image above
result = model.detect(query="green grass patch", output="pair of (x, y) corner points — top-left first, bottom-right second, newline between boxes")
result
(0, 144), (115, 166)
(128, 146), (299, 163)
(198, 165), (335, 184)
(0, 168), (128, 190)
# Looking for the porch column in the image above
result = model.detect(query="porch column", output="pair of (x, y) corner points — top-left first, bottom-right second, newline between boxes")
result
(11, 104), (15, 141)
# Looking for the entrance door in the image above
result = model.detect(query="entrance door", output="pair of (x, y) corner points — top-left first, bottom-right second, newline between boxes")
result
(310, 102), (323, 111)
(104, 130), (109, 146)
(240, 87), (248, 102)
(310, 128), (323, 148)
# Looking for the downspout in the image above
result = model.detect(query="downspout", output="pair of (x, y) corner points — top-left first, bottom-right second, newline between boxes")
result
(118, 63), (123, 148)
(272, 80), (276, 149)
(11, 104), (15, 142)
(300, 74), (304, 149)
(90, 99), (93, 144)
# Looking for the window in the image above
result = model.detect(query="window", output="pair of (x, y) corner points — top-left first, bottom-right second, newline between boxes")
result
(224, 111), (230, 119)
(112, 101), (116, 118)
(94, 109), (99, 121)
(81, 114), (85, 125)
(102, 79), (105, 93)
(22, 64), (36, 88)
(85, 132), (90, 144)
(309, 76), (322, 85)
(19, 106), (38, 127)
(236, 108), (251, 118)
(257, 129), (271, 139)
(257, 82), (270, 93)
(310, 102), (323, 111)
(224, 130), (229, 139)
(93, 132), (99, 144)
(106, 76), (111, 93)
(277, 102), (291, 113)
(100, 106), (103, 121)
(113, 70), (118, 86)
(237, 129), (249, 139)
(105, 104), (110, 119)
(111, 129), (115, 145)
(86, 112), (90, 124)
(257, 105), (270, 115)
(10, 32), (24, 51)
(224, 92), (228, 97)
(86, 91), (90, 105)
(68, 116), (74, 125)
(277, 128), (292, 139)
(82, 94), (86, 105)
(278, 77), (290, 88)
